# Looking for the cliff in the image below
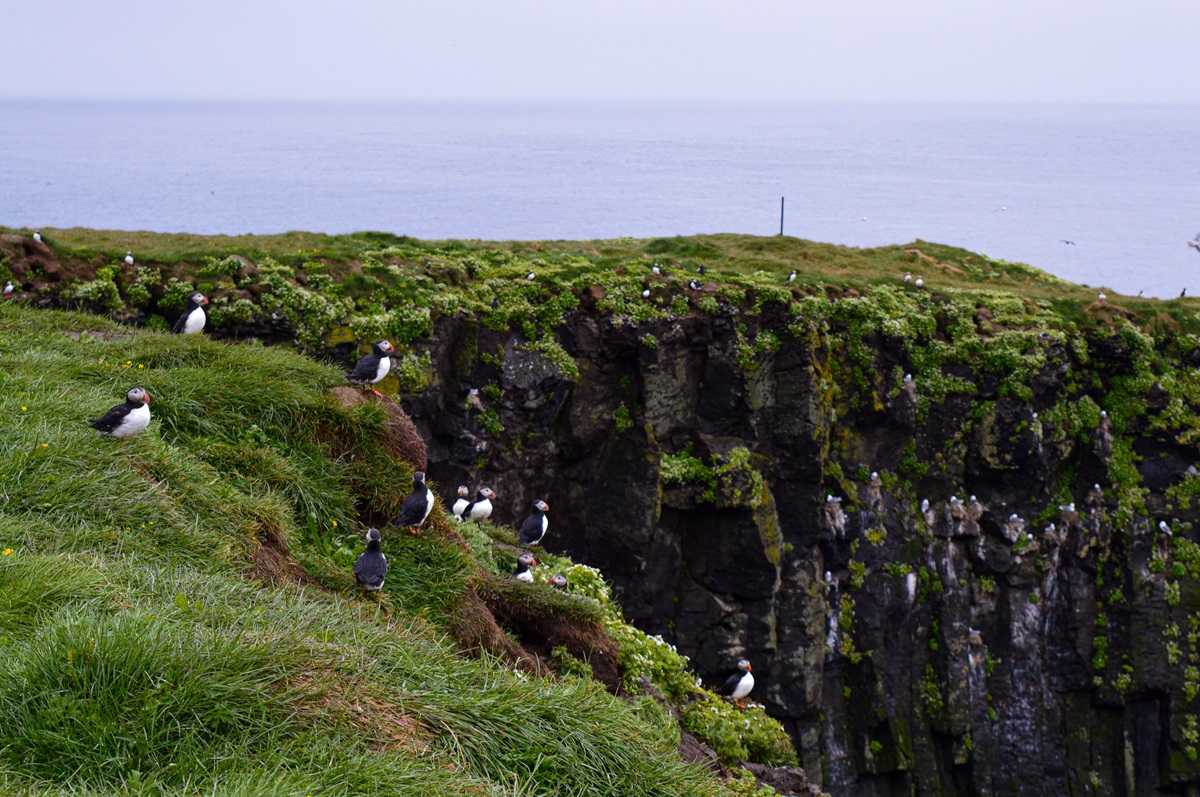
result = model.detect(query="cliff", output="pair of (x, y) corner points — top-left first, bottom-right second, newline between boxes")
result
(5, 226), (1200, 795)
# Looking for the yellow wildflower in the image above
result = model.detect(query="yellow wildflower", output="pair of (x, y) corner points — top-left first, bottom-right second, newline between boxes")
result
(2, 548), (12, 556)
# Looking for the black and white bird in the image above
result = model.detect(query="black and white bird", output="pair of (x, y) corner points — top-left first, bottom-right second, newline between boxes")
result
(3, 281), (12, 297)
(914, 276), (924, 288)
(1060, 239), (1075, 246)
(1159, 520), (1173, 536)
(652, 264), (661, 277)
(347, 339), (394, 397)
(526, 270), (536, 280)
(518, 499), (550, 546)
(1098, 293), (1106, 302)
(689, 279), (701, 291)
(642, 288), (651, 301)
(512, 552), (538, 582)
(787, 270), (797, 283)
(392, 471), (435, 534)
(89, 386), (152, 439)
(32, 230), (42, 244)
(547, 573), (568, 589)
(904, 272), (912, 283)
(1187, 233), (1200, 253)
(124, 251), (135, 266)
(171, 291), (208, 334)
(353, 528), (388, 590)
(451, 486), (471, 520)
(720, 659), (755, 706)
(465, 487), (496, 521)
(697, 265), (707, 276)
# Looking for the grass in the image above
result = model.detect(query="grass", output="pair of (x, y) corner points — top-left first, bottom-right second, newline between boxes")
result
(0, 302), (777, 797)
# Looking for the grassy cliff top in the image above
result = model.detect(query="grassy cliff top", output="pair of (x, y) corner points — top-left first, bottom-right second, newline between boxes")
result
(0, 302), (794, 797)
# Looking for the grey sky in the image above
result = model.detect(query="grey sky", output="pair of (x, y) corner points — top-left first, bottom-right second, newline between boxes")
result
(4, 0), (1198, 102)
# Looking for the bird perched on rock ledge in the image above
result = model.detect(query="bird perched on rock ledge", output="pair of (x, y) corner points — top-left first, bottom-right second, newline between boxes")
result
(720, 659), (755, 707)
(392, 471), (434, 534)
(518, 499), (550, 546)
(347, 339), (394, 397)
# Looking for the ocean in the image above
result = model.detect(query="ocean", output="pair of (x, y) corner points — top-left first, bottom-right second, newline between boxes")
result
(2, 101), (1198, 298)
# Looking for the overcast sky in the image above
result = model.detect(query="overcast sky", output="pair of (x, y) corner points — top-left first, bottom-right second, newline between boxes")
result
(4, 0), (1199, 103)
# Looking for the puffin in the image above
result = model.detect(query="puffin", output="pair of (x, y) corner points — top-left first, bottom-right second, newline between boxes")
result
(689, 279), (701, 292)
(392, 471), (434, 534)
(696, 265), (706, 276)
(465, 487), (496, 521)
(451, 486), (471, 520)
(518, 499), (549, 546)
(347, 339), (394, 397)
(787, 270), (796, 283)
(3, 281), (12, 297)
(547, 573), (568, 589)
(32, 230), (42, 244)
(90, 386), (152, 439)
(720, 659), (755, 706)
(641, 288), (651, 301)
(652, 264), (661, 277)
(353, 528), (388, 590)
(512, 552), (538, 582)
(525, 270), (535, 281)
(124, 251), (135, 266)
(172, 291), (208, 334)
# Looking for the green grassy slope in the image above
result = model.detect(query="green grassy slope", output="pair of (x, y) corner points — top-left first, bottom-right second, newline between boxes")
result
(0, 303), (788, 797)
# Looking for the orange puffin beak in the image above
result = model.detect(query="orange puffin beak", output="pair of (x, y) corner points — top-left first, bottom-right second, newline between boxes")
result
(201, 297), (209, 305)
(746, 663), (752, 671)
(144, 393), (152, 403)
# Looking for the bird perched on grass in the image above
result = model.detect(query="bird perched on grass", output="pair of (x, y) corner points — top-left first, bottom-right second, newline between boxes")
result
(3, 281), (12, 297)
(347, 339), (394, 397)
(465, 487), (496, 521)
(124, 251), (135, 266)
(518, 499), (550, 546)
(787, 270), (796, 283)
(652, 264), (661, 276)
(172, 291), (208, 334)
(32, 230), (42, 244)
(547, 573), (568, 589)
(512, 552), (538, 582)
(451, 486), (470, 520)
(526, 270), (535, 280)
(392, 471), (434, 534)
(354, 528), (388, 590)
(90, 386), (151, 439)
(720, 659), (755, 707)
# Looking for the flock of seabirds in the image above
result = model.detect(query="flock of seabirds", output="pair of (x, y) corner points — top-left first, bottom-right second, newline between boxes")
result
(79, 275), (758, 705)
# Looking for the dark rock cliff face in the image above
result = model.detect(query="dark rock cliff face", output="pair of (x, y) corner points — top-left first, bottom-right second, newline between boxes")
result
(403, 298), (1200, 797)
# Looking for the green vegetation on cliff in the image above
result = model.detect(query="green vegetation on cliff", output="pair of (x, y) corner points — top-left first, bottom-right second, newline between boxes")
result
(0, 303), (792, 797)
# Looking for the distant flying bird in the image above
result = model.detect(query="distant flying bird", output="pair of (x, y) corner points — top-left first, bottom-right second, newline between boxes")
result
(853, 217), (867, 223)
(32, 230), (42, 244)
(124, 251), (134, 266)
(993, 206), (1007, 213)
(1187, 233), (1200, 253)
(1060, 240), (1075, 246)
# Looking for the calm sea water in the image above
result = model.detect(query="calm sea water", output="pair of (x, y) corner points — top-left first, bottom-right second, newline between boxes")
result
(2, 101), (1198, 298)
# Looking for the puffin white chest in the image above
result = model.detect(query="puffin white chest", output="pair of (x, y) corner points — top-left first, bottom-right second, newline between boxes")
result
(114, 403), (152, 438)
(469, 499), (492, 520)
(515, 570), (534, 583)
(421, 488), (434, 522)
(452, 498), (469, 518)
(373, 356), (392, 384)
(182, 306), (206, 334)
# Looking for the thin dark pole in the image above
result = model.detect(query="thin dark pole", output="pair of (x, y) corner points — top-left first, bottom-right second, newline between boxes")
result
(779, 196), (785, 236)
